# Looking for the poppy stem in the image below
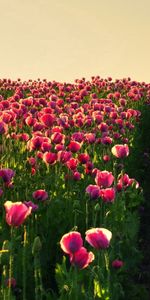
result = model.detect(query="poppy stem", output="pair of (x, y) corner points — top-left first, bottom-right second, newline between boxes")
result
(86, 199), (89, 229)
(22, 225), (27, 300)
(8, 227), (14, 300)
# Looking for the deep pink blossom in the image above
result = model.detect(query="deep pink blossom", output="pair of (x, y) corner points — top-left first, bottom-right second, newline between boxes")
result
(66, 158), (78, 170)
(32, 189), (48, 201)
(60, 231), (83, 255)
(78, 153), (90, 164)
(86, 185), (100, 200)
(0, 168), (15, 183)
(4, 201), (32, 227)
(95, 170), (114, 188)
(112, 259), (124, 268)
(40, 113), (55, 127)
(70, 247), (94, 269)
(68, 141), (81, 153)
(99, 188), (116, 203)
(24, 201), (38, 211)
(43, 152), (57, 165)
(85, 228), (112, 249)
(111, 144), (129, 158)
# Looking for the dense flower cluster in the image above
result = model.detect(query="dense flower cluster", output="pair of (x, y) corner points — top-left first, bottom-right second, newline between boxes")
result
(0, 76), (148, 299)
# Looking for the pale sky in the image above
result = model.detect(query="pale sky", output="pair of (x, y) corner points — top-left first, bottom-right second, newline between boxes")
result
(0, 0), (149, 83)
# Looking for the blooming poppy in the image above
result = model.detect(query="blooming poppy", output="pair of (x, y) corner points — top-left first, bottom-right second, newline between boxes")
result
(85, 228), (112, 249)
(4, 201), (32, 227)
(40, 113), (55, 127)
(43, 152), (57, 165)
(95, 170), (114, 188)
(32, 189), (48, 201)
(111, 144), (129, 158)
(68, 141), (81, 153)
(99, 188), (116, 203)
(86, 185), (100, 200)
(60, 231), (83, 255)
(70, 247), (95, 269)
(0, 168), (15, 183)
(112, 259), (124, 268)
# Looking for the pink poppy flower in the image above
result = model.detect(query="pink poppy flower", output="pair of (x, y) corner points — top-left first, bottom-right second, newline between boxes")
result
(84, 133), (96, 144)
(95, 170), (114, 188)
(101, 136), (113, 145)
(5, 277), (17, 288)
(0, 168), (15, 183)
(4, 201), (32, 227)
(99, 188), (116, 203)
(85, 228), (112, 249)
(73, 171), (81, 181)
(70, 247), (95, 269)
(41, 142), (52, 152)
(28, 157), (36, 166)
(71, 132), (84, 142)
(27, 136), (43, 151)
(25, 116), (36, 126)
(78, 153), (90, 164)
(24, 201), (38, 212)
(57, 151), (72, 164)
(68, 141), (81, 153)
(98, 122), (109, 132)
(112, 259), (124, 268)
(40, 113), (55, 127)
(66, 158), (78, 170)
(111, 144), (129, 158)
(86, 185), (100, 200)
(51, 132), (65, 144)
(32, 189), (48, 201)
(0, 121), (8, 134)
(43, 152), (57, 165)
(103, 155), (110, 163)
(60, 231), (83, 255)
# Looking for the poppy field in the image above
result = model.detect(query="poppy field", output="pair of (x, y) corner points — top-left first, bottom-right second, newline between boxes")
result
(0, 76), (150, 299)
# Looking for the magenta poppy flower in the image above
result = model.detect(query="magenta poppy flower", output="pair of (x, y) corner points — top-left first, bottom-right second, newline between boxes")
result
(0, 121), (8, 134)
(43, 152), (57, 165)
(60, 231), (83, 255)
(84, 133), (96, 144)
(111, 144), (129, 158)
(57, 151), (72, 164)
(98, 122), (108, 132)
(112, 259), (124, 268)
(70, 247), (95, 269)
(28, 157), (36, 166)
(24, 201), (38, 212)
(101, 136), (113, 145)
(68, 141), (81, 153)
(41, 142), (52, 153)
(73, 171), (81, 181)
(40, 113), (55, 127)
(71, 132), (84, 142)
(51, 132), (65, 144)
(78, 153), (90, 164)
(5, 277), (17, 288)
(95, 170), (114, 188)
(0, 168), (15, 183)
(99, 188), (116, 203)
(4, 201), (32, 227)
(66, 158), (78, 170)
(28, 136), (43, 151)
(86, 185), (100, 200)
(85, 228), (112, 249)
(32, 189), (48, 201)
(103, 155), (110, 163)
